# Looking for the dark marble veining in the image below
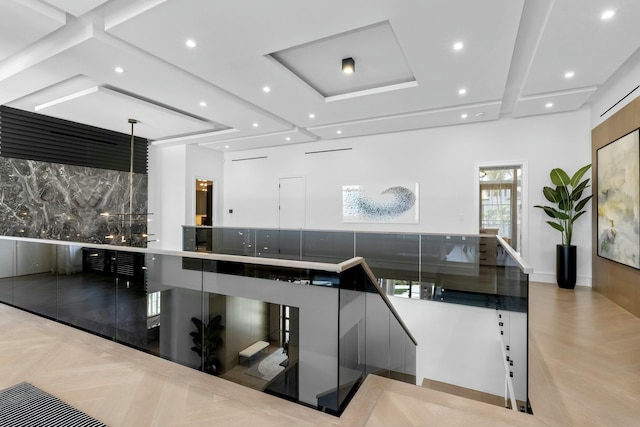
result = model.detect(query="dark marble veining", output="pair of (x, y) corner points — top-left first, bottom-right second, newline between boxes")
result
(0, 157), (147, 246)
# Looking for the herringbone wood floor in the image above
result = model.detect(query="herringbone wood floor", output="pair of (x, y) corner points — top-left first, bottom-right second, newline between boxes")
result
(1, 282), (639, 426)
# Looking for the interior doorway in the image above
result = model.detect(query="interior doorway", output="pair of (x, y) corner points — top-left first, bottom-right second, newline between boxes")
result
(195, 179), (213, 226)
(478, 165), (523, 253)
(279, 177), (305, 229)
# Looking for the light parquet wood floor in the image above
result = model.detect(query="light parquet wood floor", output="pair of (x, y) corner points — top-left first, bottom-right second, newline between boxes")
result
(1, 281), (639, 426)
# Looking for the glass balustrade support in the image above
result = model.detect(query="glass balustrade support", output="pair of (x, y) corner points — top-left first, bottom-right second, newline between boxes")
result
(1, 235), (418, 416)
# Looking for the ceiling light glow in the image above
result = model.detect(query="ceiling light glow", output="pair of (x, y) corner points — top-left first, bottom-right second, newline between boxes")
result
(461, 113), (468, 119)
(601, 10), (615, 20)
(263, 86), (271, 93)
(286, 137), (291, 141)
(225, 145), (229, 149)
(252, 123), (259, 127)
(564, 71), (575, 79)
(453, 42), (464, 51)
(458, 88), (467, 95)
(309, 113), (315, 119)
(336, 130), (342, 134)
(186, 39), (197, 48)
(114, 67), (124, 73)
(199, 101), (207, 107)
(545, 102), (554, 108)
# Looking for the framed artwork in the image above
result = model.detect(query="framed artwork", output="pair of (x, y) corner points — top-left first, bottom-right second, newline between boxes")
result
(597, 128), (640, 269)
(342, 183), (419, 224)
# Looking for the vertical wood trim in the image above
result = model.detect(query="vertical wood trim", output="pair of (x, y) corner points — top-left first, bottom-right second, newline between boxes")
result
(591, 95), (640, 317)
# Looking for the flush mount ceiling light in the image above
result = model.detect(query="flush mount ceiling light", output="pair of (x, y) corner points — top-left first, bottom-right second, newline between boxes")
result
(564, 71), (575, 79)
(601, 10), (615, 20)
(342, 57), (355, 74)
(453, 41), (464, 51)
(185, 39), (197, 48)
(545, 102), (554, 108)
(114, 66), (125, 73)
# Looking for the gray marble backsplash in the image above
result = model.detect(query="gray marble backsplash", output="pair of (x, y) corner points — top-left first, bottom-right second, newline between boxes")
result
(0, 157), (148, 246)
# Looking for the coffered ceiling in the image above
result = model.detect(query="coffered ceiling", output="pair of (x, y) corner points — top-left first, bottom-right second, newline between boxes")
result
(1, 0), (639, 151)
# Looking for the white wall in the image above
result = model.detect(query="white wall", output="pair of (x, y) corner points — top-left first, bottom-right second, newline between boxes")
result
(390, 296), (507, 397)
(148, 144), (224, 250)
(222, 110), (593, 285)
(185, 145), (224, 227)
(590, 48), (640, 129)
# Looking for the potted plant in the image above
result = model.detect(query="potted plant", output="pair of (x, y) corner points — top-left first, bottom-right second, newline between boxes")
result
(534, 164), (593, 289)
(190, 315), (224, 375)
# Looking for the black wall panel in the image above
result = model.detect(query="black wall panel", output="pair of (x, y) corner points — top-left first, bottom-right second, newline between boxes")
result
(0, 106), (148, 174)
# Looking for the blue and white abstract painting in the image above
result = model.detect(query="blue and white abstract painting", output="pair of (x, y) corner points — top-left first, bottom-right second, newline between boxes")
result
(342, 183), (419, 223)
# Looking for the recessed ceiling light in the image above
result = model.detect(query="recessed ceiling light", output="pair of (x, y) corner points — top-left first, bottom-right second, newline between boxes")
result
(252, 123), (259, 127)
(199, 101), (207, 107)
(545, 102), (554, 108)
(186, 39), (197, 48)
(263, 86), (271, 93)
(336, 130), (342, 134)
(564, 71), (575, 79)
(601, 10), (615, 20)
(461, 113), (468, 119)
(453, 42), (464, 51)
(225, 145), (230, 149)
(309, 113), (315, 119)
(286, 137), (291, 141)
(114, 66), (124, 73)
(458, 88), (467, 95)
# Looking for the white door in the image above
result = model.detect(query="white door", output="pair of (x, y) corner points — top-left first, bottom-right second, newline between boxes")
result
(279, 177), (305, 229)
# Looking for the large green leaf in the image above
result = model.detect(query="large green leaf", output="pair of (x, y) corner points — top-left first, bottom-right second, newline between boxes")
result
(572, 210), (587, 223)
(547, 221), (564, 232)
(575, 194), (593, 211)
(570, 164), (592, 187)
(550, 168), (571, 187)
(557, 185), (571, 204)
(571, 179), (589, 201)
(535, 205), (560, 218)
(543, 186), (561, 203)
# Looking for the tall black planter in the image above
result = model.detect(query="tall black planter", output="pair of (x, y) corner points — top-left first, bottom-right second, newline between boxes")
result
(556, 244), (577, 289)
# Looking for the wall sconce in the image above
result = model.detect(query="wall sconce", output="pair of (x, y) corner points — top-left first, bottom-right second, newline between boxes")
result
(342, 57), (355, 74)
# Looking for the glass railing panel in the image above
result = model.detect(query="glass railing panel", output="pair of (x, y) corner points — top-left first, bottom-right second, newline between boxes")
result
(420, 235), (504, 308)
(0, 239), (15, 305)
(183, 226), (213, 252)
(56, 246), (117, 338)
(125, 254), (205, 369)
(337, 266), (367, 413)
(10, 241), (58, 320)
(211, 227), (256, 256)
(255, 229), (301, 259)
(200, 259), (341, 413)
(301, 230), (354, 263)
(495, 240), (529, 412)
(355, 232), (419, 282)
(338, 263), (417, 413)
(364, 292), (391, 378)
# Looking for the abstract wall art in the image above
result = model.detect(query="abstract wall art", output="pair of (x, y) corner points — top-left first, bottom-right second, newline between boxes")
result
(597, 129), (640, 269)
(342, 183), (419, 224)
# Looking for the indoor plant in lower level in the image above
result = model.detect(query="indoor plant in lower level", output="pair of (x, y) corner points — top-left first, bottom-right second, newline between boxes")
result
(535, 164), (593, 289)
